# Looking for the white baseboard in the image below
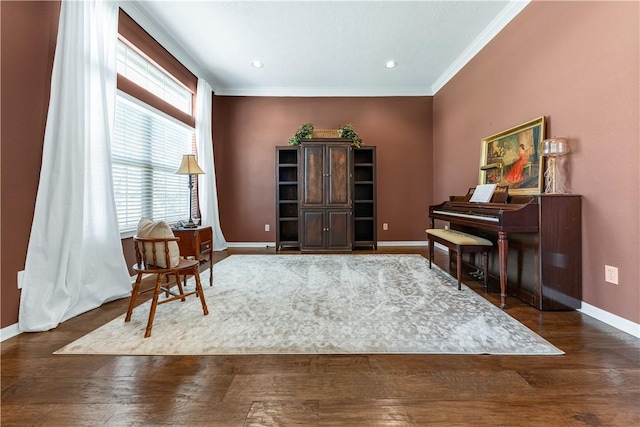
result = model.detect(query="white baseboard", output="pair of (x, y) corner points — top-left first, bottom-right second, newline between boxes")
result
(425, 244), (639, 338)
(579, 302), (640, 339)
(377, 241), (428, 247)
(0, 274), (139, 343)
(226, 242), (276, 248)
(227, 241), (430, 248)
(0, 323), (22, 342)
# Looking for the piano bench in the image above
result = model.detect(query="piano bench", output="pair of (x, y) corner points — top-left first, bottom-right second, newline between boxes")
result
(426, 228), (493, 291)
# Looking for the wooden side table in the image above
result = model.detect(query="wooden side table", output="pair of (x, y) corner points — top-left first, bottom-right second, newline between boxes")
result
(173, 225), (213, 286)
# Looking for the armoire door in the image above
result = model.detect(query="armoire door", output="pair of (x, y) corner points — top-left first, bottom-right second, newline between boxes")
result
(326, 209), (352, 250)
(300, 208), (352, 251)
(300, 143), (351, 208)
(299, 209), (325, 250)
(299, 140), (353, 252)
(300, 144), (325, 207)
(326, 144), (351, 207)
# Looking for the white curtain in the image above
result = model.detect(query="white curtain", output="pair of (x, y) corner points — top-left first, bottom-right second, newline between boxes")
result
(195, 79), (228, 251)
(19, 0), (131, 332)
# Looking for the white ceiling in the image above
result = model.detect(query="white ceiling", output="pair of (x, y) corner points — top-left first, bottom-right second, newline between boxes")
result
(125, 1), (529, 96)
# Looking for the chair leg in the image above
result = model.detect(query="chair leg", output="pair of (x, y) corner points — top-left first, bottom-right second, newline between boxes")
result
(456, 247), (462, 290)
(165, 274), (177, 298)
(192, 266), (209, 316)
(174, 272), (186, 301)
(145, 273), (164, 338)
(125, 274), (142, 322)
(428, 239), (433, 269)
(183, 274), (188, 289)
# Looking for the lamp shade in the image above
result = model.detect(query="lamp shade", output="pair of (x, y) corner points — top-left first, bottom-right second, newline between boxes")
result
(175, 154), (205, 175)
(541, 137), (570, 156)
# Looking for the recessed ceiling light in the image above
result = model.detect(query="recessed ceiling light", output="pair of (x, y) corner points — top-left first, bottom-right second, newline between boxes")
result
(385, 60), (397, 69)
(251, 60), (264, 69)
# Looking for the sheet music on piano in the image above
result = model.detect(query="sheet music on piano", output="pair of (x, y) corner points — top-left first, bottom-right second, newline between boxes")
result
(469, 184), (497, 203)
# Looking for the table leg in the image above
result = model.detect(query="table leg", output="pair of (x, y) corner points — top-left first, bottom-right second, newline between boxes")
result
(498, 231), (508, 309)
(209, 259), (213, 286)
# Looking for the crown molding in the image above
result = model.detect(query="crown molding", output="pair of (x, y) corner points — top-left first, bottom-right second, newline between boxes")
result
(215, 86), (433, 97)
(431, 0), (530, 94)
(120, 1), (221, 89)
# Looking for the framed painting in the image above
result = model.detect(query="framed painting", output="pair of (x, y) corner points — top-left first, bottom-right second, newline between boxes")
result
(478, 116), (546, 195)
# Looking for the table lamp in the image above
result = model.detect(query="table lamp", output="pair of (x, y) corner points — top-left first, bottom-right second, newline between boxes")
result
(541, 137), (570, 194)
(175, 154), (205, 228)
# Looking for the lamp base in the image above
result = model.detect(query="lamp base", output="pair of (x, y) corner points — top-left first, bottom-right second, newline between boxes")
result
(544, 156), (571, 194)
(181, 219), (199, 228)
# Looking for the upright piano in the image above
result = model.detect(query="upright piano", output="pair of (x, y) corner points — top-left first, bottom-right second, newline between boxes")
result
(429, 189), (582, 310)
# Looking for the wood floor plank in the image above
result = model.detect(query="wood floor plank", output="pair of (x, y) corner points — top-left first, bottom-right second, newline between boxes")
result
(223, 370), (532, 402)
(223, 372), (391, 402)
(244, 400), (319, 426)
(1, 354), (112, 378)
(0, 402), (250, 426)
(318, 396), (640, 427)
(92, 355), (235, 377)
(519, 368), (640, 395)
(318, 399), (412, 426)
(1, 374), (234, 405)
(368, 354), (504, 373)
(309, 354), (371, 373)
(224, 355), (313, 375)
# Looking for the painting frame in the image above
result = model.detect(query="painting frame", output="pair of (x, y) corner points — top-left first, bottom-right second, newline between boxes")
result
(478, 116), (546, 195)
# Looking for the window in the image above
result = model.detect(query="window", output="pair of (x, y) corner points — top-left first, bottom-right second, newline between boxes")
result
(112, 28), (196, 235)
(112, 95), (193, 234)
(117, 40), (192, 115)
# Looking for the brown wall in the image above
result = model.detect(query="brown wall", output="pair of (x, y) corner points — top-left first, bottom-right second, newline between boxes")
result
(433, 1), (639, 323)
(1, 1), (61, 328)
(213, 96), (433, 243)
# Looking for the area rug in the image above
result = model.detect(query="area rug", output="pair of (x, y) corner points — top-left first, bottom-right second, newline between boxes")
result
(55, 254), (563, 355)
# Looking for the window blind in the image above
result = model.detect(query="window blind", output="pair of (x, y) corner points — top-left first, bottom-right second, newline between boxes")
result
(112, 94), (193, 234)
(116, 40), (192, 115)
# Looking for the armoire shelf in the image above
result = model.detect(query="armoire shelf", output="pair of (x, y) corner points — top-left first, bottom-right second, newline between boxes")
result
(352, 146), (376, 249)
(275, 147), (300, 250)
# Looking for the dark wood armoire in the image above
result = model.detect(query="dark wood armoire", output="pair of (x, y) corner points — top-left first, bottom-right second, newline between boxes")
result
(275, 139), (376, 251)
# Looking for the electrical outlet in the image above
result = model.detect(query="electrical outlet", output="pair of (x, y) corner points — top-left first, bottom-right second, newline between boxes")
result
(605, 265), (618, 285)
(383, 223), (388, 231)
(264, 224), (270, 232)
(17, 270), (24, 289)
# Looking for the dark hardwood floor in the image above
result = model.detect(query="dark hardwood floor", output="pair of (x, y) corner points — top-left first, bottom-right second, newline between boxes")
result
(2, 247), (639, 426)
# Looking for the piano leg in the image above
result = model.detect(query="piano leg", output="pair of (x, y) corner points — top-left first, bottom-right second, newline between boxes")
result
(428, 238), (434, 269)
(498, 231), (508, 309)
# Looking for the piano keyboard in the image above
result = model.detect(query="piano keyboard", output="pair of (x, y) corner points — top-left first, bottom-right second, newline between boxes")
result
(432, 210), (500, 223)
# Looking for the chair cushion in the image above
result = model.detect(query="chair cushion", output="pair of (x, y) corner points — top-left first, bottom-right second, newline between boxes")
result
(137, 218), (180, 268)
(426, 228), (493, 246)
